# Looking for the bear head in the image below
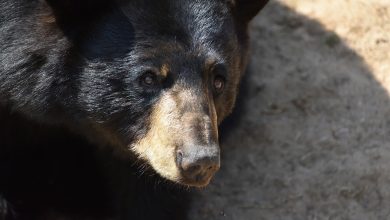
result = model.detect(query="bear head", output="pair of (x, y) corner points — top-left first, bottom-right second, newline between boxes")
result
(1, 0), (269, 187)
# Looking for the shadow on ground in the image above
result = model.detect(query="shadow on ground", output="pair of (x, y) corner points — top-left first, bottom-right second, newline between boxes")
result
(190, 1), (390, 220)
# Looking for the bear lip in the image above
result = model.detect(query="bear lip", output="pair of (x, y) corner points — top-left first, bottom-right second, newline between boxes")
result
(181, 177), (212, 187)
(178, 167), (219, 187)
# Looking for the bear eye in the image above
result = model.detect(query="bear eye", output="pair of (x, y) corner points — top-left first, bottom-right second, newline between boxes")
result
(140, 71), (158, 87)
(211, 63), (227, 95)
(213, 75), (225, 94)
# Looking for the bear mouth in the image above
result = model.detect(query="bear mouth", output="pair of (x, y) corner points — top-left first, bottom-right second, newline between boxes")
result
(178, 166), (220, 187)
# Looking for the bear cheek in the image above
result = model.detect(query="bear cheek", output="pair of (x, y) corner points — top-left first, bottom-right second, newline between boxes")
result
(129, 92), (183, 182)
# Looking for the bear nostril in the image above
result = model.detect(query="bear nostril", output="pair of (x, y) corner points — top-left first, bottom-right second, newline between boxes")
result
(176, 150), (183, 164)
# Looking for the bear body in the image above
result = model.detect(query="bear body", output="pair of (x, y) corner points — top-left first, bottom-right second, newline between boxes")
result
(0, 107), (188, 220)
(0, 0), (268, 219)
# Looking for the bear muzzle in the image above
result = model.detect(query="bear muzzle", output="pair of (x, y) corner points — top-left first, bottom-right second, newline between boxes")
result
(130, 87), (221, 187)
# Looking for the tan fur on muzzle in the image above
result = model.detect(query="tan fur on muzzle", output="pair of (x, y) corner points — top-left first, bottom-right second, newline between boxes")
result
(129, 88), (219, 185)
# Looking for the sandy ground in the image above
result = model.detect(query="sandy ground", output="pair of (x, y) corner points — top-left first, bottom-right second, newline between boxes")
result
(189, 0), (390, 219)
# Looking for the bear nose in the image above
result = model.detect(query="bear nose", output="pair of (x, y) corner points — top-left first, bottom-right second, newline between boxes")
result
(176, 146), (220, 186)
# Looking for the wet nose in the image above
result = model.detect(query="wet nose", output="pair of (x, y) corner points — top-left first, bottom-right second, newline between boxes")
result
(176, 146), (220, 186)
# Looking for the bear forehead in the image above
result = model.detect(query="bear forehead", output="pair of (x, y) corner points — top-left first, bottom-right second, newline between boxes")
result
(119, 0), (236, 45)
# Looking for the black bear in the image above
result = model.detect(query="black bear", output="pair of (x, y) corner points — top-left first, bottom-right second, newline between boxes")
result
(0, 0), (269, 219)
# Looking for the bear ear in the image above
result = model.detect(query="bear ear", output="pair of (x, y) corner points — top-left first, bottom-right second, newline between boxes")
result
(229, 0), (270, 23)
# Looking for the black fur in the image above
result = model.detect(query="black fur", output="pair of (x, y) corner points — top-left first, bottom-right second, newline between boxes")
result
(0, 0), (268, 219)
(0, 106), (189, 220)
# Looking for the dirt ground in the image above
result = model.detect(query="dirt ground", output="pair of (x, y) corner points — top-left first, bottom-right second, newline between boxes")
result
(189, 1), (390, 219)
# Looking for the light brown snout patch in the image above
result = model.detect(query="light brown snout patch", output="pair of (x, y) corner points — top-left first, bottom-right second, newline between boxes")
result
(130, 91), (181, 181)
